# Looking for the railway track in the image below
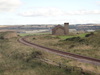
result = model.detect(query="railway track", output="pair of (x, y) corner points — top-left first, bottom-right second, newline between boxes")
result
(19, 36), (100, 66)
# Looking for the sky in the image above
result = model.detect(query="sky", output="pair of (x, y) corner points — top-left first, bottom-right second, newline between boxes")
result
(0, 0), (100, 25)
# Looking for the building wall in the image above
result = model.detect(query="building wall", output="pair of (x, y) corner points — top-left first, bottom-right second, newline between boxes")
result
(55, 28), (65, 35)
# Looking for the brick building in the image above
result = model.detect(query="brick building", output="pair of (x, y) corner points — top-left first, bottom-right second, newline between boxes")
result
(52, 23), (69, 35)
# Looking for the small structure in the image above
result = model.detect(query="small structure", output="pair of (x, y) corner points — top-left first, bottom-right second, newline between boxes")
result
(52, 23), (69, 35)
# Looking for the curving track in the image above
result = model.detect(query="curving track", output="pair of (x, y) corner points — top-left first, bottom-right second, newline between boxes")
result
(19, 36), (100, 66)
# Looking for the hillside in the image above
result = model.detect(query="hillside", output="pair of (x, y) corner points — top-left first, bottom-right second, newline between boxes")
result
(0, 32), (99, 75)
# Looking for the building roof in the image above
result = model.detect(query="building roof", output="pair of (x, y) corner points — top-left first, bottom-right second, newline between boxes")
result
(52, 25), (64, 31)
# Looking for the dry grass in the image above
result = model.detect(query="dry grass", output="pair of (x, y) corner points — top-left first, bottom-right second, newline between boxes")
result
(26, 34), (100, 74)
(0, 32), (99, 75)
(27, 34), (100, 59)
(73, 45), (93, 50)
(0, 37), (87, 75)
(39, 49), (100, 74)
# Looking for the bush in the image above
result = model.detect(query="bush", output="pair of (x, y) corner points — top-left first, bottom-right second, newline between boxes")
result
(44, 36), (53, 39)
(26, 51), (42, 62)
(65, 37), (85, 42)
(85, 32), (94, 37)
(31, 51), (42, 58)
(33, 37), (36, 40)
(0, 36), (4, 40)
(69, 45), (75, 49)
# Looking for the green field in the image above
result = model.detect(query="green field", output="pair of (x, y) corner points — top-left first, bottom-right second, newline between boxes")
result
(19, 32), (89, 40)
(57, 33), (89, 39)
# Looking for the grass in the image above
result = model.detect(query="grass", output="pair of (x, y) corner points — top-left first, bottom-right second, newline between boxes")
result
(27, 31), (100, 59)
(25, 32), (100, 74)
(0, 36), (68, 75)
(78, 33), (89, 37)
(19, 32), (89, 40)
(0, 32), (96, 75)
(58, 33), (89, 40)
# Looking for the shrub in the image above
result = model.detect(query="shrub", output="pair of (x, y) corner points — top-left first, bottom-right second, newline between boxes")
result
(0, 36), (4, 40)
(26, 51), (42, 62)
(85, 32), (94, 37)
(44, 36), (53, 39)
(69, 45), (75, 49)
(65, 37), (85, 42)
(33, 37), (36, 40)
(31, 51), (42, 58)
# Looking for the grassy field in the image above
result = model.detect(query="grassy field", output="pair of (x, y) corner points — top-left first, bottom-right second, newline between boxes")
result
(0, 32), (97, 75)
(27, 32), (100, 59)
(57, 33), (89, 39)
(25, 31), (100, 74)
(19, 32), (88, 39)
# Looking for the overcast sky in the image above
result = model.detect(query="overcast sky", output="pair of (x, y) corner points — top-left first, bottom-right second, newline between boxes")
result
(0, 0), (100, 25)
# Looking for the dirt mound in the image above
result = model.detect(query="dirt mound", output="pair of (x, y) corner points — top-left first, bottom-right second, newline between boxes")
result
(4, 32), (17, 39)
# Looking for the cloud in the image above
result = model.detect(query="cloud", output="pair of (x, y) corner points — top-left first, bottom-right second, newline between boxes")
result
(19, 8), (65, 17)
(67, 10), (100, 15)
(0, 0), (22, 12)
(96, 1), (100, 5)
(19, 7), (100, 17)
(50, 18), (100, 24)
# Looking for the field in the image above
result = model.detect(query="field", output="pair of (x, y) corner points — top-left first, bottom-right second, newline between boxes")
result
(58, 33), (88, 39)
(25, 31), (100, 74)
(0, 32), (100, 75)
(26, 32), (100, 59)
